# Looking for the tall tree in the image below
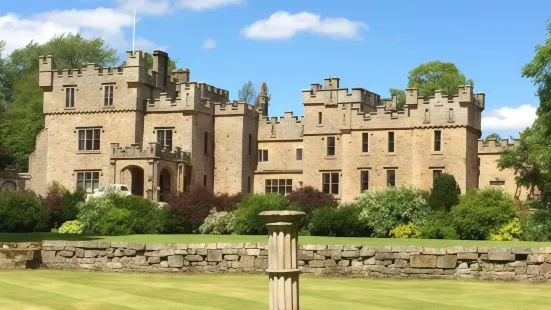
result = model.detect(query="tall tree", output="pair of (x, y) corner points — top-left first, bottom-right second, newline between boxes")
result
(0, 34), (118, 172)
(498, 20), (551, 203)
(238, 81), (256, 105)
(389, 88), (406, 110)
(0, 41), (15, 105)
(407, 61), (474, 98)
(484, 133), (502, 143)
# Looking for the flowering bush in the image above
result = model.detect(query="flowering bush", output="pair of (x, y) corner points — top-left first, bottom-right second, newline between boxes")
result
(198, 208), (234, 235)
(490, 218), (522, 241)
(390, 223), (420, 239)
(357, 186), (429, 237)
(58, 220), (84, 234)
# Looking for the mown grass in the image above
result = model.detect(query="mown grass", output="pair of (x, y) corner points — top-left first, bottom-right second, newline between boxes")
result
(0, 270), (549, 309)
(2, 233), (551, 248)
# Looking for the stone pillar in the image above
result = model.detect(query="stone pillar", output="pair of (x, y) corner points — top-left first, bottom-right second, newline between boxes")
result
(260, 211), (305, 310)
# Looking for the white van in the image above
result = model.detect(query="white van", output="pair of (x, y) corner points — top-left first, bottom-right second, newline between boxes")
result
(87, 184), (131, 200)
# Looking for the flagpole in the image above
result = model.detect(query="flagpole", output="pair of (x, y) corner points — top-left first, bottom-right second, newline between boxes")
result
(132, 10), (136, 54)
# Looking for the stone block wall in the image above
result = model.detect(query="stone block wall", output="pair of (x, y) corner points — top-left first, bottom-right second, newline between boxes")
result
(0, 242), (42, 269)
(0, 241), (548, 282)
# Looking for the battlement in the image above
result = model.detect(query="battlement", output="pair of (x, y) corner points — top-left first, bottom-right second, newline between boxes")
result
(302, 78), (381, 106)
(258, 111), (304, 140)
(184, 82), (230, 99)
(406, 85), (485, 109)
(478, 138), (520, 154)
(214, 101), (260, 117)
(110, 143), (190, 162)
(261, 111), (304, 124)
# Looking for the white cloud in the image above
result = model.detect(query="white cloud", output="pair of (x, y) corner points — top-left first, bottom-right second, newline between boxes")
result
(202, 38), (216, 49)
(176, 0), (243, 11)
(241, 11), (368, 40)
(482, 104), (537, 131)
(117, 0), (171, 15)
(134, 37), (169, 51)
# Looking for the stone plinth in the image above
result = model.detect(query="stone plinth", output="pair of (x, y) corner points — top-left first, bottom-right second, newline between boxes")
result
(260, 210), (305, 310)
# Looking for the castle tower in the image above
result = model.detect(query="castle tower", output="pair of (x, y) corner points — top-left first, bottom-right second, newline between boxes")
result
(259, 82), (268, 117)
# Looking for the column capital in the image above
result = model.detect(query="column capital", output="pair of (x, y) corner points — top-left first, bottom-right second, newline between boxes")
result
(259, 211), (305, 226)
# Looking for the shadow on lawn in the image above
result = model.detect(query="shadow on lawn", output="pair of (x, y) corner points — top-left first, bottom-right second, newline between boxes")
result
(0, 233), (103, 242)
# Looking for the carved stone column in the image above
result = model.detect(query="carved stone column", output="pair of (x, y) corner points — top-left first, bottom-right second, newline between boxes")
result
(260, 211), (305, 310)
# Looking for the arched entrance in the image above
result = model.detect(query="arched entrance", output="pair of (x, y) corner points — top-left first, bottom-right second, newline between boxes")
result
(121, 166), (145, 196)
(159, 168), (172, 202)
(0, 181), (16, 192)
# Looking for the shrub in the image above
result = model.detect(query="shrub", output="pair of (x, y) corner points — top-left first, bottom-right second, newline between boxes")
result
(419, 212), (458, 240)
(428, 173), (460, 211)
(77, 190), (164, 235)
(357, 186), (429, 237)
(451, 188), (516, 240)
(198, 209), (235, 235)
(233, 194), (300, 235)
(58, 220), (84, 234)
(42, 182), (86, 228)
(490, 218), (522, 241)
(390, 223), (420, 239)
(286, 186), (336, 220)
(520, 209), (551, 241)
(307, 204), (370, 237)
(0, 190), (50, 232)
(164, 186), (242, 233)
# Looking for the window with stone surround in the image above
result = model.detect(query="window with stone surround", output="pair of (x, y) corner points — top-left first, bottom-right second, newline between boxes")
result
(104, 85), (114, 106)
(258, 149), (268, 162)
(76, 171), (100, 193)
(322, 172), (339, 195)
(362, 133), (369, 152)
(156, 128), (173, 150)
(296, 148), (303, 160)
(388, 132), (395, 153)
(265, 179), (292, 195)
(434, 130), (442, 152)
(433, 170), (442, 186)
(78, 128), (101, 151)
(65, 87), (75, 108)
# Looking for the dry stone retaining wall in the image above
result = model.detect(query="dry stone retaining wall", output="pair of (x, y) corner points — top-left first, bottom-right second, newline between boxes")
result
(1, 241), (551, 282)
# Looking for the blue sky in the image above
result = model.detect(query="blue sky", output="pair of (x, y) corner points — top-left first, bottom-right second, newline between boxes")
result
(1, 0), (549, 139)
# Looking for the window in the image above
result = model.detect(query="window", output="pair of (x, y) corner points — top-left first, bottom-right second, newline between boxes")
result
(156, 128), (173, 150)
(65, 87), (75, 108)
(490, 180), (505, 186)
(322, 172), (339, 195)
(360, 170), (369, 192)
(296, 148), (303, 160)
(388, 132), (395, 152)
(318, 112), (323, 125)
(104, 85), (114, 106)
(248, 134), (252, 156)
(203, 175), (207, 187)
(204, 132), (208, 155)
(362, 133), (369, 152)
(387, 170), (396, 187)
(434, 130), (442, 152)
(265, 179), (293, 195)
(433, 170), (442, 186)
(76, 171), (100, 193)
(258, 149), (269, 162)
(247, 177), (251, 193)
(327, 137), (335, 156)
(78, 128), (101, 151)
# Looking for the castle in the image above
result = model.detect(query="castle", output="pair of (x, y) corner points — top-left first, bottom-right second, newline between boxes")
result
(19, 50), (525, 202)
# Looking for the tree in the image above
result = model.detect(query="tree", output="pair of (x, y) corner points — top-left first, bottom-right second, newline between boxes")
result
(389, 88), (406, 110)
(428, 173), (461, 212)
(407, 61), (474, 98)
(0, 41), (15, 105)
(238, 81), (256, 104)
(0, 34), (118, 171)
(485, 133), (501, 143)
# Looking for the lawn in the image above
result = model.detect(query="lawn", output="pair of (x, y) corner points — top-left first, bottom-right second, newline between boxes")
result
(2, 233), (551, 248)
(0, 270), (549, 309)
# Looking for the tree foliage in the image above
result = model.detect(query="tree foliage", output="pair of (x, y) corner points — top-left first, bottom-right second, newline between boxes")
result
(238, 81), (256, 105)
(428, 173), (461, 212)
(389, 88), (406, 110)
(484, 133), (501, 143)
(121, 53), (178, 73)
(407, 61), (474, 98)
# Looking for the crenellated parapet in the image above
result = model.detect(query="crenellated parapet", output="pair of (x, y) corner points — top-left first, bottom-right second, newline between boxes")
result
(302, 82), (381, 107)
(110, 143), (190, 163)
(258, 111), (304, 141)
(214, 101), (259, 118)
(478, 138), (520, 154)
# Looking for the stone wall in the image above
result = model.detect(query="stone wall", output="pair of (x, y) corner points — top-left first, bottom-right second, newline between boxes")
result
(0, 242), (42, 269)
(28, 241), (551, 282)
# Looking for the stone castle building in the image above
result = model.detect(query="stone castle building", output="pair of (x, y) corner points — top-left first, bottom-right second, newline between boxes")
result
(24, 50), (525, 202)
